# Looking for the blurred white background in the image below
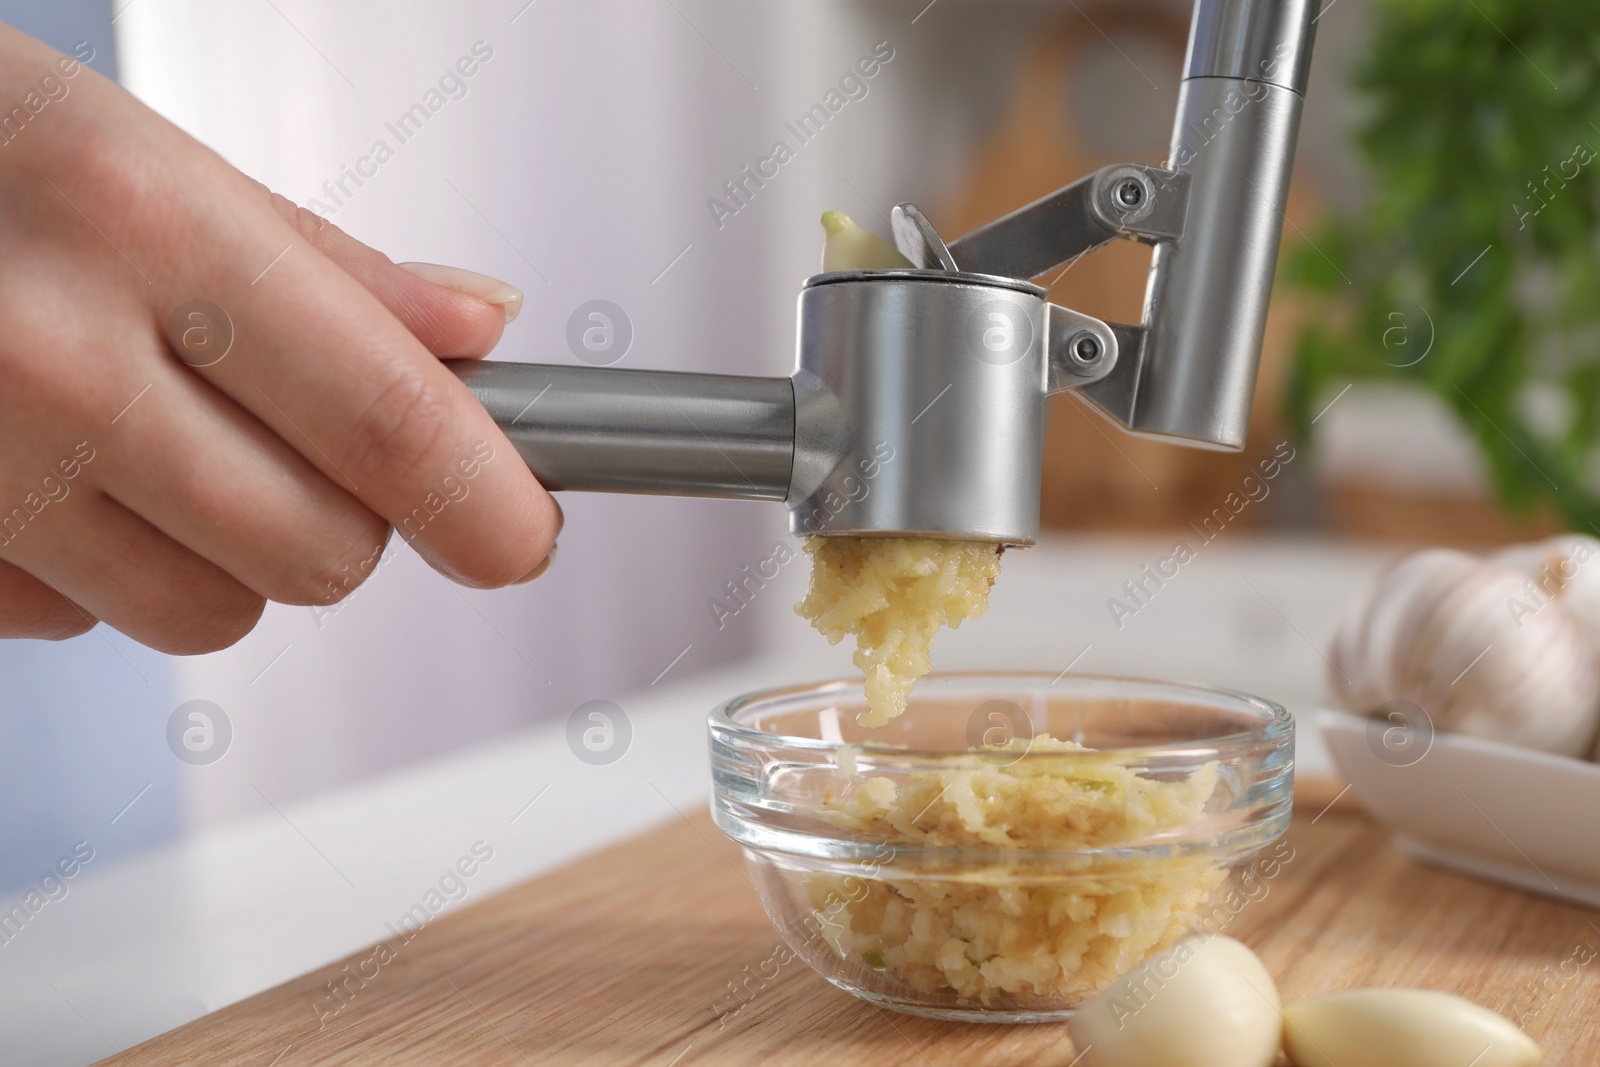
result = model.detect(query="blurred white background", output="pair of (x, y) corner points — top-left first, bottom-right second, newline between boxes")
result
(0, 0), (1385, 883)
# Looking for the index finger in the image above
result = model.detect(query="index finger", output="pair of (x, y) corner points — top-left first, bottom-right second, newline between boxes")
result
(167, 175), (557, 586)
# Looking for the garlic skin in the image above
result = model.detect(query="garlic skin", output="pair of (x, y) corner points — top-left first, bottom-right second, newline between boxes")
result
(1067, 936), (1280, 1067)
(1329, 547), (1600, 757)
(1283, 989), (1541, 1067)
(1496, 534), (1600, 649)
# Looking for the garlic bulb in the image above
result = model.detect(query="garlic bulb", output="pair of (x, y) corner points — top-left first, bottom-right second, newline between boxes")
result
(1329, 545), (1600, 758)
(1283, 989), (1540, 1067)
(1066, 935), (1281, 1067)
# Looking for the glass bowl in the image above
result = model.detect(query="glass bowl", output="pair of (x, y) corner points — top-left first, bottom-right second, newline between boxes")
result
(709, 672), (1293, 1023)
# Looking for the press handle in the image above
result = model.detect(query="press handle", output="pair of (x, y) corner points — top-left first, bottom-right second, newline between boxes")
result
(1125, 0), (1317, 450)
(447, 361), (795, 501)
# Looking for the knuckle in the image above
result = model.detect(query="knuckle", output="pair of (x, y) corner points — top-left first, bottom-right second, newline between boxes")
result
(61, 123), (137, 198)
(0, 597), (95, 641)
(266, 187), (333, 245)
(272, 524), (391, 607)
(46, 613), (98, 640)
(58, 123), (167, 243)
(127, 558), (264, 655)
(0, 560), (97, 639)
(294, 204), (335, 244)
(0, 292), (87, 408)
(153, 586), (265, 656)
(344, 373), (454, 486)
(254, 175), (353, 252)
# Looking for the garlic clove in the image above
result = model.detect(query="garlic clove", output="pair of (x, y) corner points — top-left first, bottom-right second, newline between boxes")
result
(1329, 549), (1475, 718)
(1497, 534), (1600, 651)
(1283, 988), (1541, 1067)
(1493, 534), (1600, 760)
(820, 211), (913, 272)
(1067, 935), (1280, 1067)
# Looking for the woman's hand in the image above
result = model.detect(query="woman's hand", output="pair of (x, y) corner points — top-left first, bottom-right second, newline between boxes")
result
(0, 25), (560, 654)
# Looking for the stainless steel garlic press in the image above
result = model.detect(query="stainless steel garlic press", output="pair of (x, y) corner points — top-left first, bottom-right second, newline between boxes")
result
(449, 0), (1318, 547)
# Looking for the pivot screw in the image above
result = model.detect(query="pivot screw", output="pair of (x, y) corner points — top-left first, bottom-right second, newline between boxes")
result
(1113, 178), (1145, 209)
(1071, 333), (1102, 365)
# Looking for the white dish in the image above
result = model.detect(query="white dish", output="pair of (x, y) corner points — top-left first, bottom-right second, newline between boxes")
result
(1318, 709), (1600, 908)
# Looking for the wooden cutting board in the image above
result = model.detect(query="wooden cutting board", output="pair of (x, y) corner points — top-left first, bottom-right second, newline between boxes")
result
(107, 781), (1600, 1065)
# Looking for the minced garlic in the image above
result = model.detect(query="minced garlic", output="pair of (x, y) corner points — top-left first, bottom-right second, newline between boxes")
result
(796, 537), (1002, 727)
(808, 737), (1225, 1006)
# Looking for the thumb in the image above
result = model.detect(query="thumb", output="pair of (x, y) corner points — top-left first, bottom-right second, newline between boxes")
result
(255, 181), (521, 358)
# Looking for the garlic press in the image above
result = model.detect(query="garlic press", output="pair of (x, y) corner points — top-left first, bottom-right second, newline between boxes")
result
(448, 0), (1318, 546)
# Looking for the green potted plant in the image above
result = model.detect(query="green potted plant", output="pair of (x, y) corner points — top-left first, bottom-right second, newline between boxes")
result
(1286, 0), (1600, 530)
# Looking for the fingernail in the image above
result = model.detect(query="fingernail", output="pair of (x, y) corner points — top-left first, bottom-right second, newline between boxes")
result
(513, 545), (556, 585)
(398, 262), (524, 323)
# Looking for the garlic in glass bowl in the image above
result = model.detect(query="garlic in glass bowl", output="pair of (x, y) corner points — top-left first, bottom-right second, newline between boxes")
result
(708, 673), (1293, 1022)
